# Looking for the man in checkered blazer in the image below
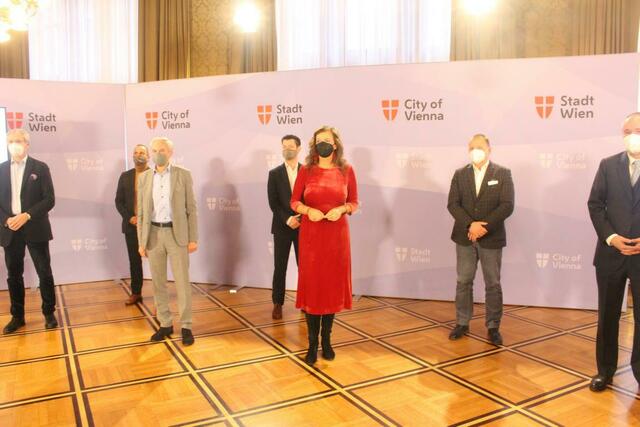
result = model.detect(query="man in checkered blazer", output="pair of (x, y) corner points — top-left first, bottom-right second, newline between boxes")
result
(446, 134), (515, 346)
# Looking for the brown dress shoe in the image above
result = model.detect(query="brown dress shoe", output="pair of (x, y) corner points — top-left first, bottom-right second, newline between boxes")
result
(272, 304), (283, 320)
(125, 294), (143, 306)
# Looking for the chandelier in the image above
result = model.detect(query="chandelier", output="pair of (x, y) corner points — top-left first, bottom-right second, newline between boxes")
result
(0, 0), (40, 43)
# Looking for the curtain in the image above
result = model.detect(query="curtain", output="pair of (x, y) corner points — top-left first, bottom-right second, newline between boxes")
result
(139, 0), (191, 82)
(275, 0), (451, 71)
(0, 31), (29, 79)
(451, 0), (640, 61)
(230, 0), (277, 74)
(27, 0), (138, 83)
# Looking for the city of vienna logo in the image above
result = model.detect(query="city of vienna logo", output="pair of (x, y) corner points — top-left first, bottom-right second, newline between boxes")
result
(266, 154), (279, 169)
(71, 239), (83, 251)
(539, 153), (554, 169)
(395, 247), (408, 262)
(535, 96), (554, 119)
(382, 100), (399, 121)
(257, 105), (272, 125)
(145, 112), (158, 129)
(396, 153), (409, 168)
(206, 197), (217, 211)
(66, 158), (79, 171)
(6, 112), (24, 129)
(536, 252), (550, 268)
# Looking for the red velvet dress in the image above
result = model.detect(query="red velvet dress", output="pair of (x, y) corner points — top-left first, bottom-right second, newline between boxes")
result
(291, 165), (359, 315)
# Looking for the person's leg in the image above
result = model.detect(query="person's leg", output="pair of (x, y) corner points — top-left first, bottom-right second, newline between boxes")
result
(147, 228), (172, 331)
(321, 313), (336, 360)
(166, 230), (192, 333)
(272, 232), (292, 306)
(304, 313), (321, 365)
(26, 241), (56, 318)
(125, 231), (144, 296)
(478, 246), (503, 330)
(454, 244), (479, 327)
(628, 278), (640, 383)
(595, 268), (627, 380)
(4, 233), (26, 327)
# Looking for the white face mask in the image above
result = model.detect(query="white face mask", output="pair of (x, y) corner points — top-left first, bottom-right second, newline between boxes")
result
(624, 134), (640, 155)
(8, 143), (26, 158)
(469, 148), (487, 165)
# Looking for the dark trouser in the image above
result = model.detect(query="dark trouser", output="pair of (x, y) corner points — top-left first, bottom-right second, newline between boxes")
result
(455, 243), (503, 329)
(4, 229), (56, 319)
(124, 230), (144, 295)
(272, 231), (298, 305)
(596, 266), (640, 381)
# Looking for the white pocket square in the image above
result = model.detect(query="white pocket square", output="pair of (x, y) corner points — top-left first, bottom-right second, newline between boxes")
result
(488, 180), (499, 186)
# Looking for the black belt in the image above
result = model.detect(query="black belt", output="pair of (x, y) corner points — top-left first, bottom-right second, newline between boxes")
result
(151, 221), (173, 228)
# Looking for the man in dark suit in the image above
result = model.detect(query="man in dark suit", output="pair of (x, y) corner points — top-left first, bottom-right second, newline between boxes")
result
(587, 112), (640, 392)
(267, 134), (302, 319)
(115, 144), (150, 305)
(0, 129), (57, 334)
(447, 134), (515, 345)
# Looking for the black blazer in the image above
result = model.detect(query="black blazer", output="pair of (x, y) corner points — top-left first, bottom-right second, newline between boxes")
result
(115, 168), (145, 234)
(268, 162), (301, 236)
(447, 162), (515, 249)
(588, 152), (640, 273)
(0, 156), (55, 247)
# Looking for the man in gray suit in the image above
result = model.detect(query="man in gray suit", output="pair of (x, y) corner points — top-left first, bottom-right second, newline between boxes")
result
(137, 137), (198, 346)
(447, 134), (515, 345)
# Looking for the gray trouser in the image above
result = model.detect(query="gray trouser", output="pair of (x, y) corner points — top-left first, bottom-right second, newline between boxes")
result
(455, 243), (503, 329)
(147, 226), (192, 330)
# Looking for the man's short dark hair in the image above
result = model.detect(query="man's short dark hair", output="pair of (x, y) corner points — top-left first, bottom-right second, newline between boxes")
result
(281, 134), (301, 147)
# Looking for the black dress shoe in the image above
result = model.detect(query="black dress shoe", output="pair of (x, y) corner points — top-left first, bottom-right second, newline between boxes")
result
(150, 326), (173, 342)
(449, 325), (469, 340)
(589, 375), (612, 392)
(44, 314), (58, 329)
(3, 317), (25, 334)
(182, 328), (194, 346)
(488, 328), (503, 345)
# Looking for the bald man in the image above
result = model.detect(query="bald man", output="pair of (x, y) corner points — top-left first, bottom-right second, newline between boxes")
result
(447, 134), (514, 346)
(588, 112), (640, 392)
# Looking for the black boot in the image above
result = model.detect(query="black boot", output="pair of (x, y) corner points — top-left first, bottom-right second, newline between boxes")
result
(304, 313), (321, 365)
(321, 314), (336, 360)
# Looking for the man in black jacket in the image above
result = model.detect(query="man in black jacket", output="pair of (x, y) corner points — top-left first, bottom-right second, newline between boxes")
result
(115, 144), (150, 305)
(267, 135), (302, 319)
(587, 112), (640, 392)
(0, 129), (57, 334)
(447, 134), (515, 345)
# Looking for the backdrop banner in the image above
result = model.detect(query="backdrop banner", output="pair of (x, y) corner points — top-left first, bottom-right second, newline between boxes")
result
(125, 53), (639, 309)
(0, 79), (127, 288)
(0, 53), (636, 309)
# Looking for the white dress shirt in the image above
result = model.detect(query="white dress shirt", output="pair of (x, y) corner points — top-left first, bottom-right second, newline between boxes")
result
(10, 156), (28, 215)
(152, 165), (172, 223)
(473, 161), (489, 196)
(606, 153), (640, 245)
(285, 162), (299, 227)
(285, 161), (298, 191)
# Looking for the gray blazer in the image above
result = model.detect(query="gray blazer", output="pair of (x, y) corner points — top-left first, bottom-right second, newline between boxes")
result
(136, 165), (198, 248)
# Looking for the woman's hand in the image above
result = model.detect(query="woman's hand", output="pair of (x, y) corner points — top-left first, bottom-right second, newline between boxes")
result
(325, 206), (346, 222)
(307, 208), (325, 222)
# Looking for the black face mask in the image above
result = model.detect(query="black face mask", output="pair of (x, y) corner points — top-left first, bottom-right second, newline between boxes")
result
(316, 141), (334, 158)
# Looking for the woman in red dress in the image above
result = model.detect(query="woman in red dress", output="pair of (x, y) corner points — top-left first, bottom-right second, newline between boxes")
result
(290, 126), (359, 365)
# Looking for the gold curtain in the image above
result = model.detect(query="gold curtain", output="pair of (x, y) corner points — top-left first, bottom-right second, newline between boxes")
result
(0, 31), (29, 79)
(451, 0), (640, 61)
(138, 0), (192, 82)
